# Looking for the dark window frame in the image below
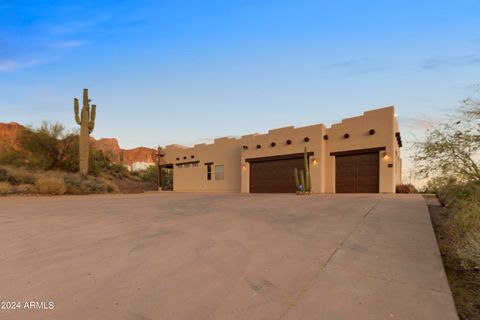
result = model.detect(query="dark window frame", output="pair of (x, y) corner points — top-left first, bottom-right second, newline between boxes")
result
(207, 164), (212, 180)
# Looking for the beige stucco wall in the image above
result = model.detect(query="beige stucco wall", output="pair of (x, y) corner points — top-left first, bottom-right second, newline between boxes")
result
(161, 106), (402, 193)
(324, 106), (401, 193)
(162, 138), (245, 192)
(240, 124), (326, 193)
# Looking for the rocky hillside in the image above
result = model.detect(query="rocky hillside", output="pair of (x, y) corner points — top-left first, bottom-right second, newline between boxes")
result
(0, 122), (156, 167)
(0, 122), (23, 143)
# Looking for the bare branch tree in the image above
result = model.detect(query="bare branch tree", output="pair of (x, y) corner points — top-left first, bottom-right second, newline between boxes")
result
(413, 97), (480, 182)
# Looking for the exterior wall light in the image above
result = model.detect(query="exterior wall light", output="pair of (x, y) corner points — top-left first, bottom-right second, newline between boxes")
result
(312, 158), (318, 165)
(344, 133), (350, 139)
(382, 152), (390, 160)
(286, 139), (292, 145)
(242, 164), (247, 170)
(270, 142), (276, 147)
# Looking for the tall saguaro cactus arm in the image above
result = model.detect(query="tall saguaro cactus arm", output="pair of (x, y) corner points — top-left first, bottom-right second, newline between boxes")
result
(74, 98), (81, 125)
(88, 105), (96, 133)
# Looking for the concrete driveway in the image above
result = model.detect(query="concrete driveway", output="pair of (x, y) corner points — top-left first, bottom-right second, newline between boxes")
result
(0, 193), (457, 319)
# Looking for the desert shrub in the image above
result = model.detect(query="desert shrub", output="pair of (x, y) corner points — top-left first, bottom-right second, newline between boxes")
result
(1, 166), (36, 185)
(16, 123), (64, 170)
(13, 184), (38, 194)
(0, 122), (116, 177)
(0, 167), (8, 182)
(0, 133), (25, 165)
(433, 179), (480, 269)
(130, 170), (140, 177)
(423, 176), (455, 194)
(81, 180), (104, 194)
(82, 178), (118, 193)
(107, 163), (130, 179)
(57, 134), (80, 172)
(63, 174), (83, 194)
(0, 182), (12, 195)
(435, 179), (479, 207)
(35, 177), (67, 195)
(99, 178), (118, 193)
(88, 149), (111, 176)
(396, 183), (418, 193)
(138, 165), (158, 183)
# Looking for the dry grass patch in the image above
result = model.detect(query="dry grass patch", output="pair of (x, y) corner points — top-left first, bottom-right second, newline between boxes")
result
(13, 184), (38, 194)
(396, 183), (418, 193)
(35, 176), (67, 195)
(0, 181), (12, 195)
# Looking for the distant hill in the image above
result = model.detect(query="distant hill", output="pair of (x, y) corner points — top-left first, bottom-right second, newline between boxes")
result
(0, 122), (23, 142)
(0, 122), (156, 168)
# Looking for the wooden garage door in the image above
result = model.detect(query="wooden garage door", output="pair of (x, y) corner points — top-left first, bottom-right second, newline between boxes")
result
(250, 157), (304, 193)
(336, 152), (379, 193)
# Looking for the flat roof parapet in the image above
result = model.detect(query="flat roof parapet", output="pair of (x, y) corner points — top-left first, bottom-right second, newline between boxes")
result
(165, 144), (189, 149)
(214, 136), (238, 143)
(327, 106), (396, 129)
(268, 126), (294, 134)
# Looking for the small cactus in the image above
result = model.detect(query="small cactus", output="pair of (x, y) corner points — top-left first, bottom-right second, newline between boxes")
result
(294, 168), (300, 191)
(294, 147), (312, 193)
(300, 169), (305, 192)
(304, 147), (311, 192)
(73, 89), (96, 178)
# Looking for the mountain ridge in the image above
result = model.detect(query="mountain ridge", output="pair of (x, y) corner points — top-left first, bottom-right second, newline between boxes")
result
(0, 122), (156, 167)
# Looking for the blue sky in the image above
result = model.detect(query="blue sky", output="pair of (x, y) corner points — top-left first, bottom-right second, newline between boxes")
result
(1, 0), (480, 180)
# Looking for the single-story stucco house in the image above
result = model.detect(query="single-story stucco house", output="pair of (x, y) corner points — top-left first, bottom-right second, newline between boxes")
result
(158, 106), (402, 193)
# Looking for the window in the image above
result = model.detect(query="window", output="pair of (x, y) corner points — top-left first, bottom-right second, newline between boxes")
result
(192, 162), (198, 167)
(207, 164), (212, 180)
(185, 163), (190, 168)
(215, 165), (224, 181)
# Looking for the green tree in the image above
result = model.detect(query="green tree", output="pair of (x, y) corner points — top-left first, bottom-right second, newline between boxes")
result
(139, 165), (158, 183)
(0, 121), (114, 176)
(413, 98), (480, 182)
(17, 122), (65, 170)
(58, 133), (80, 172)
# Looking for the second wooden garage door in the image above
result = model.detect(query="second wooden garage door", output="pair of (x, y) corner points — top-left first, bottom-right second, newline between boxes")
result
(336, 152), (379, 193)
(250, 157), (304, 193)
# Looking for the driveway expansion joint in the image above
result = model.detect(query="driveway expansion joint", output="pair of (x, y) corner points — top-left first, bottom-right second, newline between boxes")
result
(277, 200), (380, 319)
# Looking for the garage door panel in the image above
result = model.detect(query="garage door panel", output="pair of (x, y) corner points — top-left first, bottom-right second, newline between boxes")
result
(357, 164), (378, 176)
(356, 152), (378, 163)
(250, 158), (304, 193)
(335, 163), (356, 193)
(335, 152), (379, 193)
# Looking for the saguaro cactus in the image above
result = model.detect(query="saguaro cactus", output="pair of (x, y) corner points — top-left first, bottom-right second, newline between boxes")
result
(304, 147), (311, 192)
(294, 167), (300, 191)
(300, 169), (306, 192)
(74, 89), (96, 178)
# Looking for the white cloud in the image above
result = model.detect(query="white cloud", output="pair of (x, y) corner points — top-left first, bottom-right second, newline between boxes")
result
(0, 59), (40, 72)
(50, 40), (86, 48)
